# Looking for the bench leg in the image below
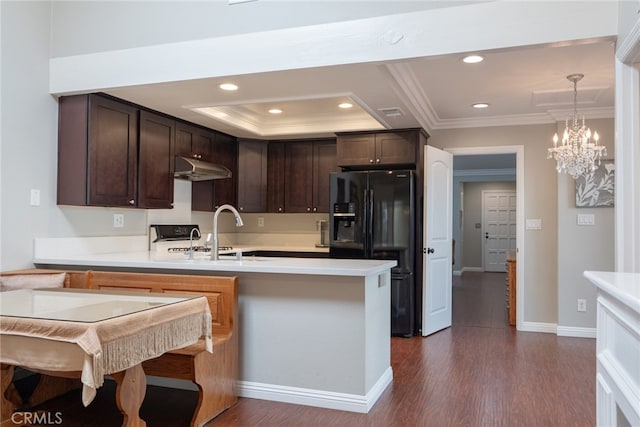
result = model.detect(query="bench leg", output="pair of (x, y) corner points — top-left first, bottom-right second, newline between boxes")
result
(190, 352), (236, 427)
(112, 364), (147, 427)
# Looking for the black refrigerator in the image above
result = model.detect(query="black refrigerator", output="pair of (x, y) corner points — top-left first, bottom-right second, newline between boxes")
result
(329, 170), (415, 336)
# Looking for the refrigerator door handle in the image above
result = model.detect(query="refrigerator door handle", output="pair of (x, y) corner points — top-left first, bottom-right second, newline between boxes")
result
(368, 188), (374, 257)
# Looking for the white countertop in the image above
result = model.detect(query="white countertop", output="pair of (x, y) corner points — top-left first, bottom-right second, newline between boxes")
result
(584, 271), (640, 314)
(34, 251), (396, 277)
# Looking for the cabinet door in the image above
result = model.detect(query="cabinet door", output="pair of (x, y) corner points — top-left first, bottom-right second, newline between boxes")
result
(237, 140), (268, 213)
(212, 133), (237, 209)
(284, 142), (314, 212)
(312, 140), (338, 213)
(88, 95), (139, 207)
(375, 131), (417, 165)
(195, 129), (215, 162)
(175, 122), (196, 158)
(138, 110), (175, 209)
(267, 141), (286, 213)
(336, 134), (375, 167)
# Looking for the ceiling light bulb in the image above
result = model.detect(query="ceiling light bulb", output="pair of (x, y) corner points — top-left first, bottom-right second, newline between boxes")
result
(338, 103), (353, 109)
(268, 108), (283, 114)
(472, 103), (489, 109)
(462, 55), (484, 64)
(219, 83), (238, 91)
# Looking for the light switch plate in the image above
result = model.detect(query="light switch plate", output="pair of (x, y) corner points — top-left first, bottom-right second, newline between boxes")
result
(525, 219), (542, 230)
(577, 214), (595, 226)
(30, 189), (40, 206)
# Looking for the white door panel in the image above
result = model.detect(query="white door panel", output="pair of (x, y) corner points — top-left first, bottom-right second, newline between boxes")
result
(422, 146), (453, 336)
(482, 191), (517, 272)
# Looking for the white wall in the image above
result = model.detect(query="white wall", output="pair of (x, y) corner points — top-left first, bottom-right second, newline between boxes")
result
(1, 1), (58, 271)
(430, 124), (559, 325)
(49, 1), (446, 58)
(556, 118), (616, 333)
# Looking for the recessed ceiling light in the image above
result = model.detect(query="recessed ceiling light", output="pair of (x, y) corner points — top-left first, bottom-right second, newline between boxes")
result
(462, 55), (484, 64)
(338, 103), (353, 109)
(268, 108), (283, 114)
(219, 83), (238, 91)
(472, 103), (489, 109)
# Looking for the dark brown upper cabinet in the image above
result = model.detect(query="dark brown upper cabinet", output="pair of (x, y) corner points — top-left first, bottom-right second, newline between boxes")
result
(137, 110), (175, 209)
(284, 139), (338, 213)
(175, 122), (213, 161)
(58, 94), (175, 209)
(212, 133), (237, 210)
(236, 139), (268, 213)
(312, 140), (339, 213)
(267, 141), (286, 213)
(176, 122), (215, 212)
(336, 129), (422, 168)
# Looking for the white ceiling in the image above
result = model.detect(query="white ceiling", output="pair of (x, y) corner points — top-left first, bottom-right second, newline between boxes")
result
(104, 38), (615, 140)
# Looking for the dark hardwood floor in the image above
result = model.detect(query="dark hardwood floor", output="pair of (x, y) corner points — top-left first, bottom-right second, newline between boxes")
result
(20, 272), (596, 426)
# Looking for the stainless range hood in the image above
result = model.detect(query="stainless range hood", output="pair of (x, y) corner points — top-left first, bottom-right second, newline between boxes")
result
(174, 156), (232, 181)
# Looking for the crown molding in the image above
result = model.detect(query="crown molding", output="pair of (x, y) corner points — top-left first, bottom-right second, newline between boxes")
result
(385, 62), (615, 131)
(616, 12), (640, 64)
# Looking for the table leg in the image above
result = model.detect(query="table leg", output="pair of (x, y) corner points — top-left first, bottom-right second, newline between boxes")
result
(112, 364), (147, 427)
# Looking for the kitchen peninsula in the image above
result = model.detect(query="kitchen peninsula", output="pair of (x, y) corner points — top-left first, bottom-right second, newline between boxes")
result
(33, 236), (395, 413)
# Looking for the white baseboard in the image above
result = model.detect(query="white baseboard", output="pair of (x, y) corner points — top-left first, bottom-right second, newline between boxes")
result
(453, 270), (462, 276)
(237, 367), (393, 413)
(519, 321), (597, 338)
(147, 368), (393, 413)
(461, 267), (484, 273)
(556, 326), (596, 338)
(519, 321), (557, 334)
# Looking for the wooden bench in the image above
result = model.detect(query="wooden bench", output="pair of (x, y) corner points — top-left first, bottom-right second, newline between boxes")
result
(85, 270), (238, 427)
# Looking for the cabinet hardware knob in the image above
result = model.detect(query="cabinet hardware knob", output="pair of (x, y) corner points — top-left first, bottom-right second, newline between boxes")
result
(239, 207), (244, 211)
(278, 207), (283, 212)
(369, 159), (374, 163)
(376, 158), (380, 163)
(313, 207), (317, 212)
(214, 205), (219, 209)
(427, 247), (435, 254)
(306, 207), (311, 212)
(129, 199), (135, 205)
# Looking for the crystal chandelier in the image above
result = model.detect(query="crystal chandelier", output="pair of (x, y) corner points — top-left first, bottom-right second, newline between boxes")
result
(547, 74), (607, 179)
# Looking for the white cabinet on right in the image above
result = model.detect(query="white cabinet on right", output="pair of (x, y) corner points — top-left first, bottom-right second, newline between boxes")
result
(584, 271), (640, 427)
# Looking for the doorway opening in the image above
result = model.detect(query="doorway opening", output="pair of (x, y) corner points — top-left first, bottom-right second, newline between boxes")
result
(447, 147), (524, 329)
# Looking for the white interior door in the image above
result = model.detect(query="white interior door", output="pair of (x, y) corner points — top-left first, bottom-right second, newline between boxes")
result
(422, 146), (453, 336)
(482, 191), (517, 272)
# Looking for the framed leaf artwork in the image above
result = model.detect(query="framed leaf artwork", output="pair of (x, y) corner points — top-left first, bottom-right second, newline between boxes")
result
(575, 159), (615, 207)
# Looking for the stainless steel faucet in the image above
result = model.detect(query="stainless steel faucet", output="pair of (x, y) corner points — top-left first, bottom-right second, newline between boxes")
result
(189, 227), (201, 260)
(211, 204), (244, 260)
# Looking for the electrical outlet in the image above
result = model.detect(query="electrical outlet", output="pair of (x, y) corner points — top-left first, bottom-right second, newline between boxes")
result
(113, 214), (124, 228)
(577, 299), (587, 312)
(257, 217), (264, 227)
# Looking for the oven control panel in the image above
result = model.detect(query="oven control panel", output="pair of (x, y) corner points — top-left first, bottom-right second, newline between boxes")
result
(150, 224), (200, 242)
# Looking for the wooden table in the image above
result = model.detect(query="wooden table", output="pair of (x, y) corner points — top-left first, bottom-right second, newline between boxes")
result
(0, 288), (212, 427)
